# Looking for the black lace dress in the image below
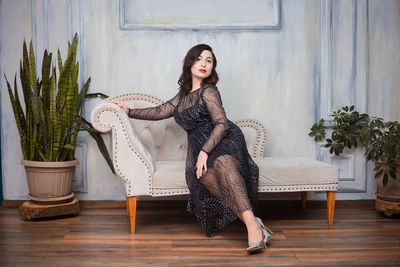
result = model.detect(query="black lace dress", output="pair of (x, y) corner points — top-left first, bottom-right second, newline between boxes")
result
(128, 85), (259, 236)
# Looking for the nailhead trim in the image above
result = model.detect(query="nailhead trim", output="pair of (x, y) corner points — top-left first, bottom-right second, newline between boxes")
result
(258, 183), (338, 192)
(150, 183), (338, 196)
(152, 188), (190, 196)
(234, 119), (267, 158)
(108, 93), (164, 106)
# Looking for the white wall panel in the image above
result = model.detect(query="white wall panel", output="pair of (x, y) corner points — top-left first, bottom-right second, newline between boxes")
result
(1, 0), (34, 200)
(317, 0), (369, 195)
(1, 0), (399, 200)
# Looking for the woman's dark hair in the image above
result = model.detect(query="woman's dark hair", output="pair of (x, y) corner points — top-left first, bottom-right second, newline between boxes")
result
(178, 44), (219, 94)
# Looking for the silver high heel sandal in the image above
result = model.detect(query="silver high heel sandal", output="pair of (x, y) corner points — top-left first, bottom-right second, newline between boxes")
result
(246, 218), (273, 254)
(256, 217), (273, 244)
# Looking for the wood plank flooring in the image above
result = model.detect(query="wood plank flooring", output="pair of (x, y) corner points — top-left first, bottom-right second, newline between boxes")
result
(0, 200), (399, 267)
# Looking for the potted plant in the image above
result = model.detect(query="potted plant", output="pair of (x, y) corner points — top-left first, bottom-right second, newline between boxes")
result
(4, 33), (114, 204)
(309, 106), (400, 216)
(365, 118), (400, 215)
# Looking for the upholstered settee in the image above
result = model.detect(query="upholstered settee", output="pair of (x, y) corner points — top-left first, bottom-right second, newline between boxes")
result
(91, 93), (339, 234)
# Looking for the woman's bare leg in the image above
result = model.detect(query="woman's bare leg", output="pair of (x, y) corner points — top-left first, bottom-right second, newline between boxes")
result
(200, 160), (262, 246)
(240, 210), (262, 246)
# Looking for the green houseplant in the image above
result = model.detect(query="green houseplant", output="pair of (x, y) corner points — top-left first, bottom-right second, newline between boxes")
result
(4, 34), (114, 203)
(309, 106), (400, 215)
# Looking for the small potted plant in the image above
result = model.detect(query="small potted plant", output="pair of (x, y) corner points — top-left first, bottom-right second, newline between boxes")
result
(309, 106), (400, 216)
(4, 34), (114, 207)
(365, 118), (400, 215)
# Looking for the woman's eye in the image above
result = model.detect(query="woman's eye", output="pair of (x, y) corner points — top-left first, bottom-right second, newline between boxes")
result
(207, 60), (212, 64)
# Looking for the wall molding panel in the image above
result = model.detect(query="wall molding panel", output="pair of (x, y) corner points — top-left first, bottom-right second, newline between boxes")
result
(72, 143), (88, 193)
(317, 0), (369, 193)
(29, 0), (88, 194)
(119, 0), (281, 31)
(319, 0), (368, 120)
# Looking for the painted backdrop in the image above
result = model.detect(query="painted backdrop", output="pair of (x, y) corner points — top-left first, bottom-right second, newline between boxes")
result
(1, 0), (399, 201)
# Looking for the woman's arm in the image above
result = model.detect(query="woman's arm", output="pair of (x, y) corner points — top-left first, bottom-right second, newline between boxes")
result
(195, 86), (229, 178)
(113, 93), (180, 121)
(201, 86), (229, 154)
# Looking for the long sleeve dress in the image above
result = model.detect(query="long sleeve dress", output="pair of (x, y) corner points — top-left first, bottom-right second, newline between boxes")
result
(128, 84), (259, 237)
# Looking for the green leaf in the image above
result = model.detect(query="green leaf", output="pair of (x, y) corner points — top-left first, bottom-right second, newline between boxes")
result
(5, 76), (29, 159)
(41, 50), (52, 108)
(389, 169), (397, 180)
(28, 41), (38, 95)
(22, 41), (31, 92)
(374, 168), (384, 178)
(57, 49), (64, 74)
(77, 78), (91, 115)
(28, 89), (41, 125)
(63, 144), (75, 150)
(383, 173), (388, 186)
(85, 92), (109, 99)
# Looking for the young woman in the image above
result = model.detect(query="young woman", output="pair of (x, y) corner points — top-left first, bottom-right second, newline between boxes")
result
(112, 44), (272, 253)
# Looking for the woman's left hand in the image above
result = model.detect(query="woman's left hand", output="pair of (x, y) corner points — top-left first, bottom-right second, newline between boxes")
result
(111, 100), (129, 114)
(195, 151), (208, 179)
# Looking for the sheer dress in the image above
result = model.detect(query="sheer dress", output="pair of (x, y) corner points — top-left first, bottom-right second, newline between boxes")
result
(128, 85), (259, 236)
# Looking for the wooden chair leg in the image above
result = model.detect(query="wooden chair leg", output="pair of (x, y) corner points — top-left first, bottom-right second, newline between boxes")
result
(301, 191), (307, 209)
(127, 196), (137, 234)
(126, 197), (130, 216)
(327, 191), (336, 225)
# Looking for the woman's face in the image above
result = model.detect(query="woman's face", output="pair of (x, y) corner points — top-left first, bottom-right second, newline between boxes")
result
(191, 50), (213, 81)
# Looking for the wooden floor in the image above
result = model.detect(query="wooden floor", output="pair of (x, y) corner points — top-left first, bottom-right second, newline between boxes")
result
(0, 200), (399, 267)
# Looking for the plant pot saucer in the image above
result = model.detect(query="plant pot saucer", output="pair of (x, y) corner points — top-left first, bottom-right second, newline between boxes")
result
(29, 192), (75, 204)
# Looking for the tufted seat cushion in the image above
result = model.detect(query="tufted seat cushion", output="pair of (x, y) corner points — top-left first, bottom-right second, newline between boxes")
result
(151, 157), (339, 196)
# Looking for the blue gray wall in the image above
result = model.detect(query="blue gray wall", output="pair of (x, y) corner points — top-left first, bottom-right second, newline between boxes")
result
(1, 0), (399, 201)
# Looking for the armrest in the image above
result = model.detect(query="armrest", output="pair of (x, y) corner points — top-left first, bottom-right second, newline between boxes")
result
(91, 102), (154, 196)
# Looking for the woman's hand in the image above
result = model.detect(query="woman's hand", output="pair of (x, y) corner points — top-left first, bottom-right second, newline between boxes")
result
(195, 150), (208, 179)
(111, 100), (129, 114)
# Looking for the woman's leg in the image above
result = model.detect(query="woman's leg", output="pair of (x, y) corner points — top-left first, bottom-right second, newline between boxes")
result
(200, 155), (263, 246)
(241, 210), (263, 246)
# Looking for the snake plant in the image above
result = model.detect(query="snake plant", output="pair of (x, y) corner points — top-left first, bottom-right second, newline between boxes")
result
(5, 33), (115, 173)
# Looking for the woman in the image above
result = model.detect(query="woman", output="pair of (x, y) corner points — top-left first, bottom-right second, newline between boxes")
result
(113, 44), (272, 253)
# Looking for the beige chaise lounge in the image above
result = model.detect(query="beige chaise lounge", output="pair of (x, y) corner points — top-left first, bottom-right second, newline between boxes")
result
(91, 93), (339, 234)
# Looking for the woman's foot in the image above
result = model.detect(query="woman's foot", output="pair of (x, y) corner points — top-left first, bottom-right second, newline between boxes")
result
(246, 217), (273, 254)
(256, 217), (273, 244)
(247, 218), (263, 247)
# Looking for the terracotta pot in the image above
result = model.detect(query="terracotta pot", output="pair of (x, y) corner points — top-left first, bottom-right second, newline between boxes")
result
(375, 159), (400, 216)
(21, 159), (79, 202)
